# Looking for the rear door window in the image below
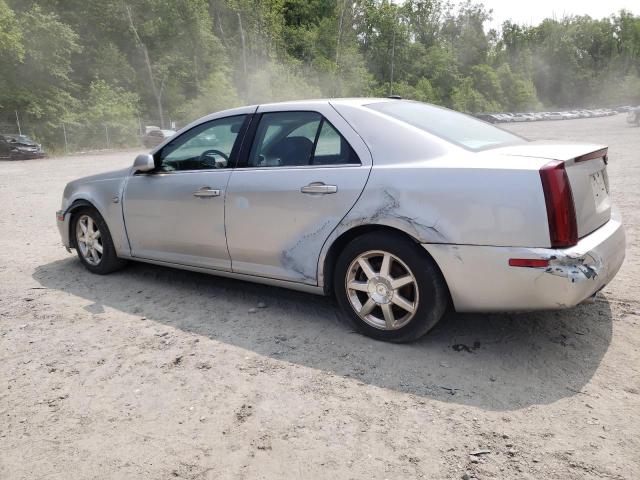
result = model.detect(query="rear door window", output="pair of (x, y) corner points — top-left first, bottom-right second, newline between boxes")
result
(245, 111), (360, 168)
(312, 120), (360, 165)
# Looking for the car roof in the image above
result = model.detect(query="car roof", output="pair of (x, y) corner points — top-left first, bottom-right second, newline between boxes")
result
(181, 98), (397, 135)
(259, 97), (394, 108)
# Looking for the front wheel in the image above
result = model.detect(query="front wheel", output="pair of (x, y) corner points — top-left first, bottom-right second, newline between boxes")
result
(334, 232), (448, 342)
(72, 207), (126, 274)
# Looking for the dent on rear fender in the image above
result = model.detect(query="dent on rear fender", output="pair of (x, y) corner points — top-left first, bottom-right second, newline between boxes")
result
(290, 188), (447, 286)
(342, 189), (447, 242)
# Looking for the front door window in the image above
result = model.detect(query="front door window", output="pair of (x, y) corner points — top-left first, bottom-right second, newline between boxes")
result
(157, 115), (247, 171)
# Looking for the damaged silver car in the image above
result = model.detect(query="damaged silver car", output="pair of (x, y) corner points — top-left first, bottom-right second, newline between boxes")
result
(56, 99), (626, 342)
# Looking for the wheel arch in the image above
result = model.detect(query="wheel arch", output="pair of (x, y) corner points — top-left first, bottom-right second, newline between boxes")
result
(66, 199), (102, 248)
(320, 224), (452, 305)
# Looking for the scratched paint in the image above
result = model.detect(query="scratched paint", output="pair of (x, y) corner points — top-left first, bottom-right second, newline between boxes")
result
(544, 252), (601, 283)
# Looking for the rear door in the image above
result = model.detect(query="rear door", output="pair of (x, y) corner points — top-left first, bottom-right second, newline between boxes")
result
(225, 103), (372, 284)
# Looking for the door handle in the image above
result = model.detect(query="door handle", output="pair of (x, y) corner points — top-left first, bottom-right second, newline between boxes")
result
(193, 187), (221, 198)
(300, 182), (338, 194)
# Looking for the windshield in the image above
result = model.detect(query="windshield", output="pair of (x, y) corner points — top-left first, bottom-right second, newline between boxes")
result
(367, 101), (526, 151)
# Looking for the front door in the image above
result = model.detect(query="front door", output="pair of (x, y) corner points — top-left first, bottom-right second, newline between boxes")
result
(123, 114), (249, 270)
(225, 105), (372, 284)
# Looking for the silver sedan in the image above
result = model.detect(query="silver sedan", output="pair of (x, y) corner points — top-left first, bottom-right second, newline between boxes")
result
(56, 99), (625, 342)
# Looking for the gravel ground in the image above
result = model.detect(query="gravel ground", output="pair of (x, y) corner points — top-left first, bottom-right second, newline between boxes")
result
(1, 115), (638, 480)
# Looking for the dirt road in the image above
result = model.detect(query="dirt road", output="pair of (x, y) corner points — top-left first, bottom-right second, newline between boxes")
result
(1, 116), (638, 479)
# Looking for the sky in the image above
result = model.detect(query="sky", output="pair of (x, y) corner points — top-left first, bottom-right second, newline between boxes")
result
(479, 0), (640, 30)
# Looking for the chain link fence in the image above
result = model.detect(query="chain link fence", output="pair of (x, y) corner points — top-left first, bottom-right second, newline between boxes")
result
(0, 111), (169, 155)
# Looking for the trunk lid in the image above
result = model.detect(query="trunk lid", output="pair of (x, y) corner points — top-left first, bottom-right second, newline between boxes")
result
(495, 142), (611, 239)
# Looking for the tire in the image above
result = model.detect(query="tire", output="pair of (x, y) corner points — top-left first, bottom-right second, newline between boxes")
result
(333, 232), (448, 342)
(71, 206), (126, 274)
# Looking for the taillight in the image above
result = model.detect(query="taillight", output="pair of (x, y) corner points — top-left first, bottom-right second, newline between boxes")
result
(508, 258), (549, 268)
(539, 161), (578, 248)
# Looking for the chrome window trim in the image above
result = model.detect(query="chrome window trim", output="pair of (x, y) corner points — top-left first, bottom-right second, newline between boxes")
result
(132, 163), (363, 176)
(133, 168), (233, 176)
(232, 163), (363, 172)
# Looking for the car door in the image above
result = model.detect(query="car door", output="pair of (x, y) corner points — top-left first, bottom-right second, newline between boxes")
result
(123, 112), (250, 270)
(225, 103), (372, 284)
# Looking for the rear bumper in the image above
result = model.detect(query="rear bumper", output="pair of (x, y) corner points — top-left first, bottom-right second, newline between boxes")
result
(424, 212), (626, 312)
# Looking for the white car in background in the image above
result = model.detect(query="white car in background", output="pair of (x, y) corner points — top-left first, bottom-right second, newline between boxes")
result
(545, 112), (564, 120)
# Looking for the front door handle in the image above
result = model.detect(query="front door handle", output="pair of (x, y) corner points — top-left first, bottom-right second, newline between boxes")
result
(193, 187), (221, 198)
(300, 182), (338, 194)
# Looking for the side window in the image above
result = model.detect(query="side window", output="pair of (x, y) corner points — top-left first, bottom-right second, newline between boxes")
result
(247, 111), (360, 168)
(312, 120), (360, 165)
(157, 115), (246, 172)
(248, 112), (320, 167)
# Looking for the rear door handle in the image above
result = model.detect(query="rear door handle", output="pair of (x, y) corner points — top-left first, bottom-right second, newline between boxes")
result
(300, 182), (338, 194)
(193, 187), (221, 198)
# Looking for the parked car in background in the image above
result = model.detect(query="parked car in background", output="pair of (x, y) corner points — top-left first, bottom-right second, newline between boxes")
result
(0, 134), (46, 160)
(473, 113), (499, 124)
(493, 113), (514, 122)
(544, 112), (564, 120)
(141, 127), (176, 148)
(481, 108), (619, 124)
(56, 99), (625, 342)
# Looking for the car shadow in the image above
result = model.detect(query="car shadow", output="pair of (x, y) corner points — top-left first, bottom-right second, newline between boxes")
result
(33, 257), (613, 411)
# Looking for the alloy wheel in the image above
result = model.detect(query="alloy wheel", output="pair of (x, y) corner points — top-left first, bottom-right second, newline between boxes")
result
(75, 214), (103, 266)
(345, 250), (419, 330)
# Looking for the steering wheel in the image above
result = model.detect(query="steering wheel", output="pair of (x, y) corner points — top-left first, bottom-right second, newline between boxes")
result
(199, 149), (229, 168)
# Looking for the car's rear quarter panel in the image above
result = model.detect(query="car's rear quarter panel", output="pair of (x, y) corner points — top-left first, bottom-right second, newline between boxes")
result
(328, 102), (551, 247)
(325, 102), (624, 311)
(319, 102), (554, 288)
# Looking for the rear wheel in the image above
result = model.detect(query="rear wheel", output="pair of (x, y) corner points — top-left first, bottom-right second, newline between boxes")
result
(334, 232), (448, 342)
(72, 207), (126, 274)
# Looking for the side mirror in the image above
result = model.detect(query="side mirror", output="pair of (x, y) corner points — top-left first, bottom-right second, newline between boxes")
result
(133, 153), (155, 172)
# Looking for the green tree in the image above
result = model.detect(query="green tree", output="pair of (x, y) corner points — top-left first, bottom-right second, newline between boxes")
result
(1, 4), (80, 144)
(2, 0), (640, 151)
(77, 80), (140, 148)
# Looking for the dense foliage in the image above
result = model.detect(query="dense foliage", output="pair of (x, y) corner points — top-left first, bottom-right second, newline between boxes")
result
(1, 0), (639, 149)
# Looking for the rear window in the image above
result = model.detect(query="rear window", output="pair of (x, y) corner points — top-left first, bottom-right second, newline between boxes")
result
(367, 101), (525, 151)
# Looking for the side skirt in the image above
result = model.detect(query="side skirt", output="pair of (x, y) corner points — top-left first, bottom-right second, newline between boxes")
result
(119, 255), (326, 296)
